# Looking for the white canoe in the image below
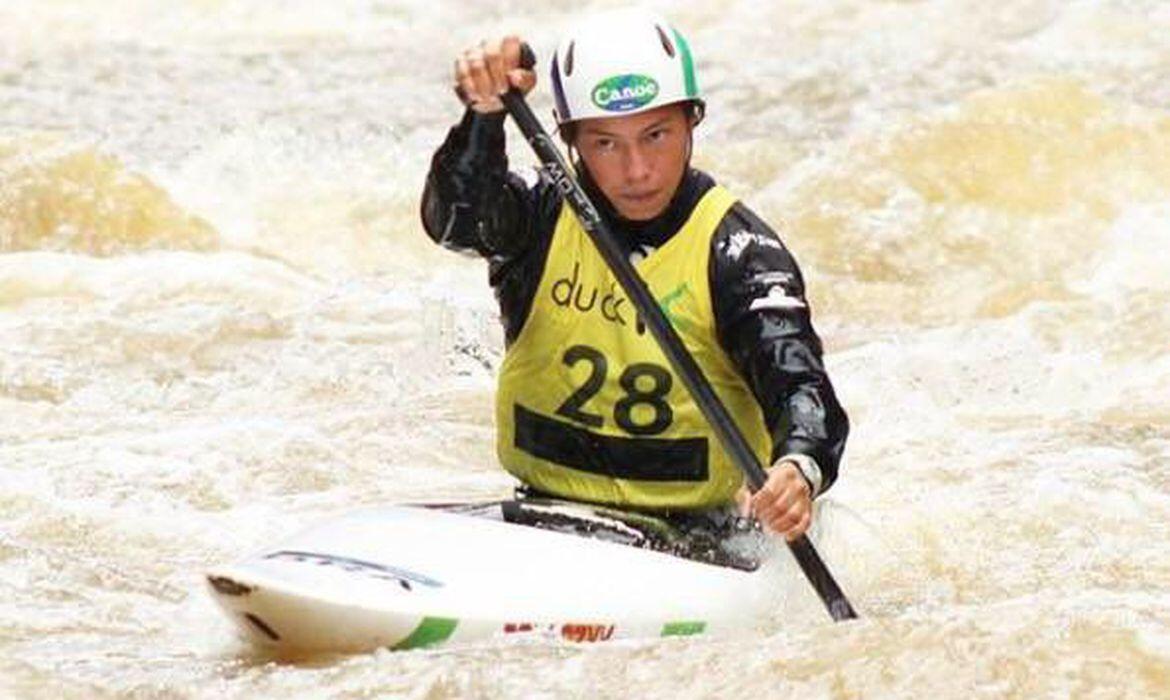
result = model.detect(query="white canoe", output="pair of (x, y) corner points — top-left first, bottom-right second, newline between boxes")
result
(206, 499), (778, 653)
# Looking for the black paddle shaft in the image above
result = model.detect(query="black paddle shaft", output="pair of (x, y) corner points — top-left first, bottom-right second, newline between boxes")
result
(500, 45), (857, 622)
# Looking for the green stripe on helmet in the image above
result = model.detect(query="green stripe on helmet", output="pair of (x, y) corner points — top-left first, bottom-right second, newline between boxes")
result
(671, 27), (699, 99)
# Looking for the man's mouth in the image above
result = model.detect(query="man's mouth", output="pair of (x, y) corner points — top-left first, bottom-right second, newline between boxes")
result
(622, 190), (659, 202)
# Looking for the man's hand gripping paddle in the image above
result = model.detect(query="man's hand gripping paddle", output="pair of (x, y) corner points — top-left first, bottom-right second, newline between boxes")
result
(501, 44), (857, 622)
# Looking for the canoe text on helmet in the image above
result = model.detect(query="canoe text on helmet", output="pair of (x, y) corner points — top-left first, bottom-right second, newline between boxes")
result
(591, 74), (660, 112)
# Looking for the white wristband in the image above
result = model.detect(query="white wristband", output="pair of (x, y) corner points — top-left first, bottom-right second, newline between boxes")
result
(776, 453), (823, 498)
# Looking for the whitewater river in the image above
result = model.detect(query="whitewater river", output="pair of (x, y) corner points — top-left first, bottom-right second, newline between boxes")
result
(3, 0), (1169, 697)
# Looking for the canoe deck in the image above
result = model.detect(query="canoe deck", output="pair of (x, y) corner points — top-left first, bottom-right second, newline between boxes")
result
(207, 498), (775, 654)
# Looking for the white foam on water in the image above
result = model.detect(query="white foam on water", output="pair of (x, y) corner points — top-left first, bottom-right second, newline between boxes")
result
(3, 0), (1170, 697)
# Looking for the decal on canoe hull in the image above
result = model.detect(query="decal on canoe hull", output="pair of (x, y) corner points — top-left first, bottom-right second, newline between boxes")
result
(391, 617), (459, 650)
(264, 550), (443, 591)
(661, 621), (707, 637)
(561, 623), (615, 643)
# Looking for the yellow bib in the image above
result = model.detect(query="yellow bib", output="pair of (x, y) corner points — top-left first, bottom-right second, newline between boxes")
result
(495, 185), (772, 511)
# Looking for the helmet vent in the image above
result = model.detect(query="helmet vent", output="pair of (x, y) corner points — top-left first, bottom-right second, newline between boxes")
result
(655, 25), (676, 57)
(564, 41), (575, 76)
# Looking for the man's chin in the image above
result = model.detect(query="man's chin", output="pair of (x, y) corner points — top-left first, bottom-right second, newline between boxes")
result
(615, 199), (668, 222)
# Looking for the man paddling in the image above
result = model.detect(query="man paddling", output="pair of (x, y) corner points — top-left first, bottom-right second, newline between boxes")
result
(421, 9), (848, 542)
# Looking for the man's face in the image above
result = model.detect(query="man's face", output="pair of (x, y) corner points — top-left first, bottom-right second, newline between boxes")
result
(574, 104), (693, 222)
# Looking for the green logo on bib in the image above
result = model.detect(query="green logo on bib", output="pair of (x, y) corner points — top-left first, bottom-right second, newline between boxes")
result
(591, 74), (659, 113)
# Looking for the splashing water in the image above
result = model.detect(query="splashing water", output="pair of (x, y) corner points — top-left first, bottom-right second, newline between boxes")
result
(2, 0), (1169, 698)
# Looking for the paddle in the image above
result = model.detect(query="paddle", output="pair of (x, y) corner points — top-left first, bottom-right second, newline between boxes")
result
(501, 44), (858, 622)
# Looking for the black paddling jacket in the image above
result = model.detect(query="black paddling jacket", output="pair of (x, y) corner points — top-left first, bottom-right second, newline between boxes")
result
(420, 109), (849, 494)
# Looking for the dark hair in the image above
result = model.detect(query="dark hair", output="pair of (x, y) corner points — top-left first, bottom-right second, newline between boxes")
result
(558, 100), (706, 146)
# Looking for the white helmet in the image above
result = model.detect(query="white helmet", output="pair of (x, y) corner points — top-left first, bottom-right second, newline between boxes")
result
(550, 8), (704, 125)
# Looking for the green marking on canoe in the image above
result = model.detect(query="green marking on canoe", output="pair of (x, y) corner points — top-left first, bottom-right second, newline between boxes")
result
(392, 616), (458, 650)
(661, 621), (706, 637)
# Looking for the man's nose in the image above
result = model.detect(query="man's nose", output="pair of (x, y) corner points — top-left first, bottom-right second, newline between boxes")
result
(624, 145), (651, 182)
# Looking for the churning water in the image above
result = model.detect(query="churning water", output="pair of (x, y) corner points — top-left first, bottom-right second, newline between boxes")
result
(2, 1), (1169, 697)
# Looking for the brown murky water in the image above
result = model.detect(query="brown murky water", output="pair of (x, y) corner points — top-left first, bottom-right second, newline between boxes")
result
(3, 1), (1169, 697)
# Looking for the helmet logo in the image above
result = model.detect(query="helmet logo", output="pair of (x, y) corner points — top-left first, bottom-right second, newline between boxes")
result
(591, 74), (660, 113)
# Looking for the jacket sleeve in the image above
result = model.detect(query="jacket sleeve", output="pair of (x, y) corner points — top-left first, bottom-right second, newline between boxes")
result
(419, 108), (564, 345)
(710, 203), (850, 495)
(420, 109), (549, 262)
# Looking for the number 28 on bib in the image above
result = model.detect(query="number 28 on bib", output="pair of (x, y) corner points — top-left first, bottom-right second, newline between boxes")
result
(494, 186), (772, 510)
